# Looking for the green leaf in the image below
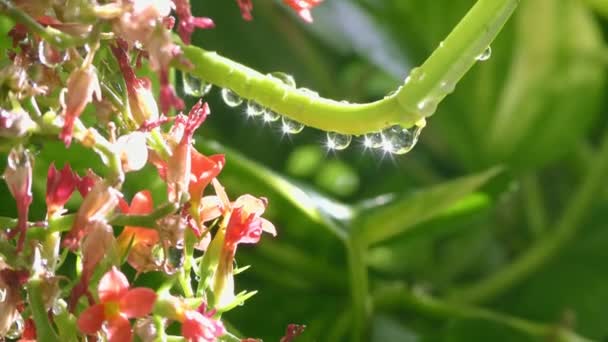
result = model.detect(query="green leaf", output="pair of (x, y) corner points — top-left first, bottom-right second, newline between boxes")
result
(354, 167), (501, 246)
(486, 0), (605, 168)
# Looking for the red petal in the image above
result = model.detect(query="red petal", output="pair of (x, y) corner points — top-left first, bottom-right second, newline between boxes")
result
(128, 191), (154, 215)
(119, 288), (157, 318)
(98, 267), (129, 303)
(77, 303), (106, 334)
(107, 315), (132, 342)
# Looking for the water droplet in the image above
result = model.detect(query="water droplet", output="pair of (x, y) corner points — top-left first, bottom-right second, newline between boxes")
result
(38, 40), (67, 68)
(417, 98), (439, 116)
(381, 125), (423, 155)
(6, 315), (24, 339)
(246, 100), (265, 117)
(268, 72), (296, 88)
(182, 72), (212, 97)
(281, 117), (305, 134)
(439, 41), (445, 48)
(405, 67), (425, 85)
(52, 300), (66, 315)
(477, 46), (492, 61)
(167, 246), (184, 270)
(326, 132), (352, 150)
(262, 110), (280, 122)
(439, 81), (455, 95)
(221, 88), (243, 107)
(363, 132), (384, 148)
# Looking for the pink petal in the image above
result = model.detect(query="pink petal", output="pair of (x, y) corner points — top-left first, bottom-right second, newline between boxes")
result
(120, 287), (157, 318)
(128, 191), (154, 215)
(107, 315), (132, 342)
(261, 218), (277, 236)
(98, 267), (129, 303)
(77, 303), (106, 334)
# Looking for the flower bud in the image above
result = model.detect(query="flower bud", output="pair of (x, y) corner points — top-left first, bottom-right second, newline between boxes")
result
(46, 163), (77, 217)
(60, 65), (102, 146)
(3, 147), (33, 252)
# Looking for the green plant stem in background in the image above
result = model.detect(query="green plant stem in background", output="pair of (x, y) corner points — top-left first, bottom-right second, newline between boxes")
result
(522, 174), (547, 239)
(347, 236), (371, 341)
(178, 0), (518, 135)
(448, 129), (608, 304)
(373, 283), (591, 341)
(27, 278), (60, 342)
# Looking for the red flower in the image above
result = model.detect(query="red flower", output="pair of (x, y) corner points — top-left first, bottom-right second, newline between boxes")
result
(174, 0), (215, 44)
(235, 0), (254, 21)
(77, 267), (156, 342)
(225, 195), (276, 252)
(189, 150), (225, 228)
(280, 324), (306, 342)
(283, 0), (323, 23)
(3, 147), (33, 253)
(46, 163), (77, 217)
(181, 305), (225, 342)
(116, 191), (160, 272)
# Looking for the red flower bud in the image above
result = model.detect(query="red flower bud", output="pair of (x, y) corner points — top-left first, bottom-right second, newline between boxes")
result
(60, 65), (102, 146)
(174, 0), (215, 44)
(3, 147), (33, 253)
(46, 163), (77, 217)
(235, 0), (254, 21)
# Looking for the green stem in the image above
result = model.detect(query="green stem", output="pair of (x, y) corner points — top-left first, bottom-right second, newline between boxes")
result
(448, 129), (608, 304)
(521, 173), (547, 238)
(176, 0), (518, 135)
(27, 278), (61, 342)
(346, 237), (370, 341)
(374, 283), (590, 341)
(0, 0), (85, 49)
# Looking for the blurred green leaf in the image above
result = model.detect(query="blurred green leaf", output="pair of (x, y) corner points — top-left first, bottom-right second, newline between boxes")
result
(355, 167), (501, 246)
(285, 144), (324, 178)
(315, 159), (360, 198)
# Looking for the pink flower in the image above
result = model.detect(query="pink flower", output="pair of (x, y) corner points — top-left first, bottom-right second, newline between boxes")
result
(174, 0), (215, 44)
(77, 267), (157, 342)
(46, 163), (77, 217)
(235, 0), (254, 21)
(181, 305), (225, 342)
(3, 147), (33, 253)
(0, 107), (35, 138)
(283, 0), (323, 23)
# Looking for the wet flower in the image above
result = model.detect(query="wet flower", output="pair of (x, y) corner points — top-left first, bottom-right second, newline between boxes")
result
(0, 265), (27, 338)
(60, 65), (102, 146)
(76, 169), (99, 197)
(77, 267), (157, 342)
(283, 0), (323, 23)
(116, 191), (160, 273)
(211, 180), (276, 308)
(235, 0), (254, 21)
(174, 0), (215, 44)
(63, 180), (120, 250)
(3, 147), (33, 253)
(280, 324), (306, 342)
(189, 150), (225, 227)
(0, 108), (35, 138)
(46, 163), (77, 217)
(181, 309), (225, 342)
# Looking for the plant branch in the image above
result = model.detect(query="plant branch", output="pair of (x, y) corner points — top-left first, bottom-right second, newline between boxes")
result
(346, 236), (371, 341)
(448, 129), (608, 304)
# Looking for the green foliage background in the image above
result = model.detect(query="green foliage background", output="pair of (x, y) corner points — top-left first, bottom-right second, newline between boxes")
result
(4, 0), (608, 340)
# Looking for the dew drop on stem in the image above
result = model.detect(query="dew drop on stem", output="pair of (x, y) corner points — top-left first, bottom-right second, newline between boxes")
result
(246, 100), (265, 117)
(6, 314), (24, 339)
(221, 88), (243, 107)
(281, 117), (305, 134)
(268, 72), (296, 88)
(182, 72), (212, 97)
(363, 132), (384, 148)
(381, 125), (423, 155)
(326, 132), (352, 150)
(38, 40), (68, 68)
(263, 110), (281, 122)
(477, 46), (492, 61)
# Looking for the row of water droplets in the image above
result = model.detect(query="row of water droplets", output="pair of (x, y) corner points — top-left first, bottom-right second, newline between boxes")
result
(182, 43), (494, 155)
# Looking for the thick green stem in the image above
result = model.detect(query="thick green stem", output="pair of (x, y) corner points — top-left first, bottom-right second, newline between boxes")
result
(177, 0), (518, 135)
(374, 283), (590, 341)
(346, 237), (370, 341)
(27, 278), (60, 342)
(448, 129), (608, 304)
(522, 174), (547, 238)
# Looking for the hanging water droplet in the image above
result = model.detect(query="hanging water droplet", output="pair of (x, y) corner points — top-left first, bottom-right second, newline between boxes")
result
(477, 46), (492, 61)
(268, 72), (296, 88)
(52, 299), (66, 315)
(6, 315), (24, 339)
(405, 67), (425, 85)
(281, 117), (305, 134)
(363, 132), (384, 148)
(439, 80), (455, 95)
(326, 132), (352, 150)
(381, 125), (423, 155)
(182, 72), (212, 97)
(38, 40), (67, 68)
(246, 100), (265, 117)
(167, 245), (184, 270)
(262, 110), (280, 122)
(417, 98), (439, 117)
(221, 88), (243, 107)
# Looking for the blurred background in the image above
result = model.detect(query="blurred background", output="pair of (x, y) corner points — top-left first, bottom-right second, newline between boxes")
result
(5, 0), (608, 340)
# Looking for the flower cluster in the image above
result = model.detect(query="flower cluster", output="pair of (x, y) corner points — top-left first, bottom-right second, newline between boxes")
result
(0, 0), (319, 340)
